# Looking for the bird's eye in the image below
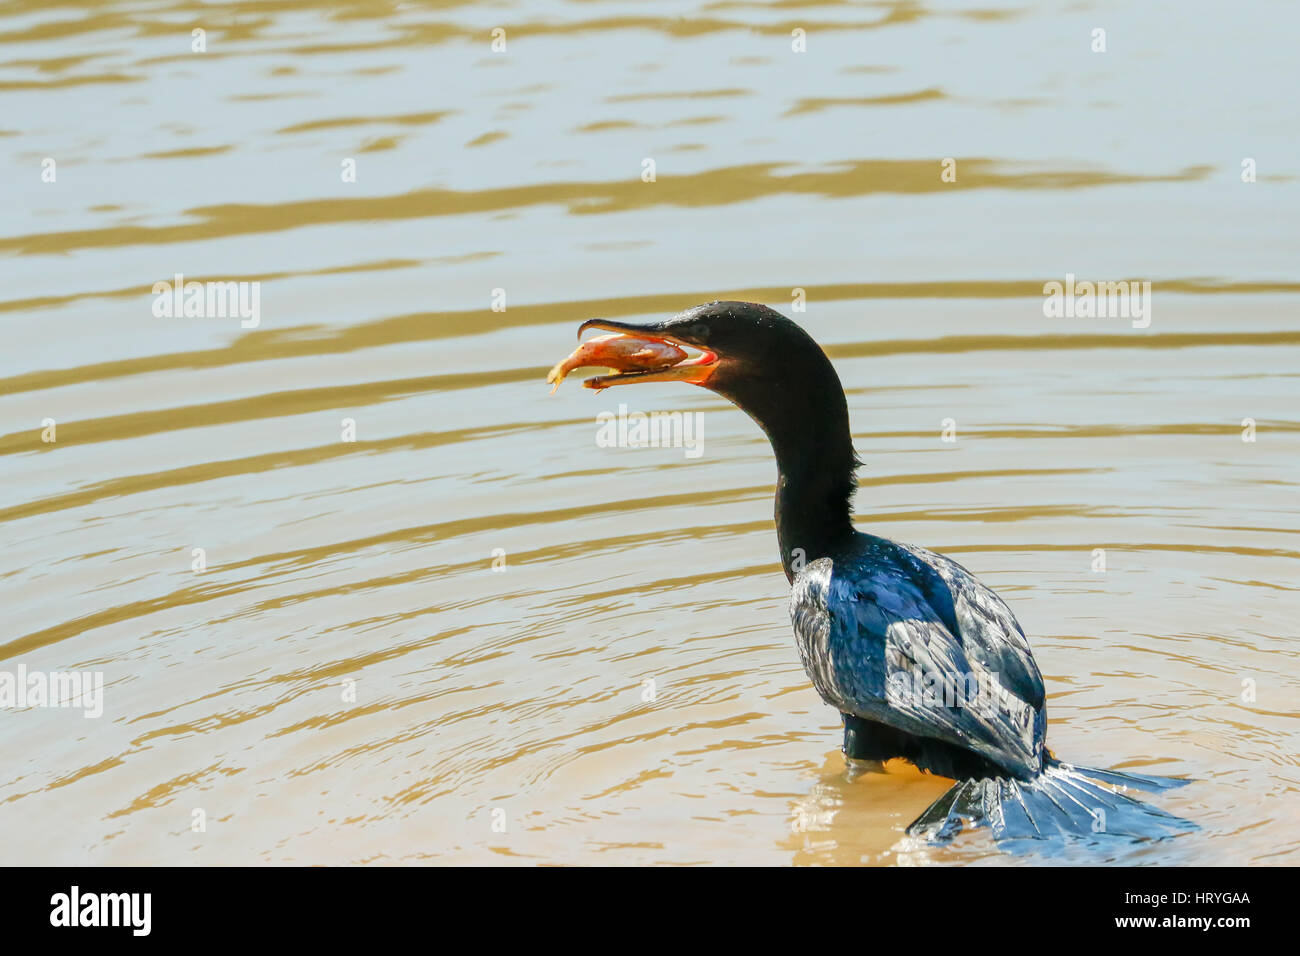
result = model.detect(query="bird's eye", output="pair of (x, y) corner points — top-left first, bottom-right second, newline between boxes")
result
(687, 322), (708, 340)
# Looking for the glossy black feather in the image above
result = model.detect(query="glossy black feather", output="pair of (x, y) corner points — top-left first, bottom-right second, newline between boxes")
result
(791, 532), (1046, 779)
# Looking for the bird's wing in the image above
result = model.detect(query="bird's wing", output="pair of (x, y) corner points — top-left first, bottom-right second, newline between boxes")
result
(790, 549), (1046, 778)
(892, 542), (1045, 713)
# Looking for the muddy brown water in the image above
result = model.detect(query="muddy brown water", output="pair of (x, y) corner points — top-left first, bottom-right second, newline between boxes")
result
(1, 1), (1297, 864)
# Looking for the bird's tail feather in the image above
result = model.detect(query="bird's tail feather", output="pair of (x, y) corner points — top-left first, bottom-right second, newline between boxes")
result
(907, 759), (1196, 844)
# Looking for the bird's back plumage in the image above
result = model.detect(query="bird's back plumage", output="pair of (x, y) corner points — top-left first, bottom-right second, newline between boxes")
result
(791, 533), (1046, 779)
(790, 532), (1194, 843)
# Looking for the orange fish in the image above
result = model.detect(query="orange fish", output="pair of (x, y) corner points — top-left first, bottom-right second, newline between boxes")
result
(546, 333), (687, 393)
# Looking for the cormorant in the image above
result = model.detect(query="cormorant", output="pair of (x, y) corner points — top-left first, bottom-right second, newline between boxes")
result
(556, 300), (1195, 843)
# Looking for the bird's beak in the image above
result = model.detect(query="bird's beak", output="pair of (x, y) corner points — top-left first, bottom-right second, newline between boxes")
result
(574, 319), (718, 390)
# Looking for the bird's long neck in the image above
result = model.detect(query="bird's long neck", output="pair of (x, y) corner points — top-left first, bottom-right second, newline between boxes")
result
(773, 421), (858, 583)
(723, 364), (859, 583)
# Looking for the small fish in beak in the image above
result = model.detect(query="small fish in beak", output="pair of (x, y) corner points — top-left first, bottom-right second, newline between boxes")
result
(546, 333), (687, 393)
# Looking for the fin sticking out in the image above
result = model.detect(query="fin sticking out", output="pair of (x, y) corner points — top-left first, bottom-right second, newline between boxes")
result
(907, 759), (1196, 844)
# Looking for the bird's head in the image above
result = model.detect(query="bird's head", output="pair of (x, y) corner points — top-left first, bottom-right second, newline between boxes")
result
(570, 300), (860, 570)
(576, 300), (833, 409)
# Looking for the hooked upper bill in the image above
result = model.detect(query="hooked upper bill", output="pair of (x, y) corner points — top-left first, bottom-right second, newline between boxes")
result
(546, 320), (718, 392)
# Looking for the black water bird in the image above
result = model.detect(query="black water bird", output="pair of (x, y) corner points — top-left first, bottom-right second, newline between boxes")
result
(569, 300), (1194, 844)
